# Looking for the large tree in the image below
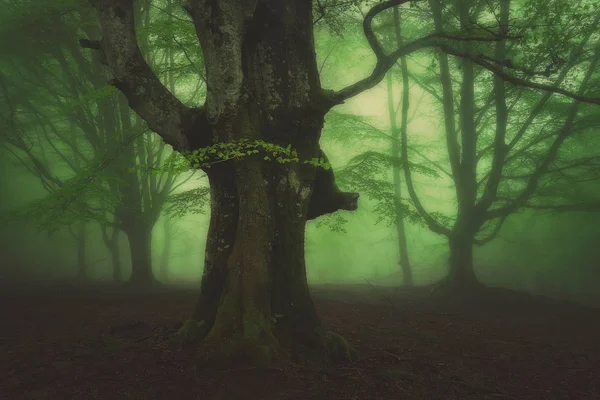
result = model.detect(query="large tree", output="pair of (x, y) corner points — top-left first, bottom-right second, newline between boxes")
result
(393, 0), (600, 290)
(82, 0), (600, 365)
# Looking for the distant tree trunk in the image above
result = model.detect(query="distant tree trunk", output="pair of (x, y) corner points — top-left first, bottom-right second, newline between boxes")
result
(75, 221), (87, 280)
(389, 7), (413, 286)
(101, 223), (123, 282)
(109, 230), (122, 282)
(159, 217), (171, 282)
(110, 232), (122, 282)
(124, 222), (155, 285)
(386, 71), (413, 286)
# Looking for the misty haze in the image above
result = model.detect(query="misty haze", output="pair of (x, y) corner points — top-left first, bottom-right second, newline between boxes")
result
(1, 0), (599, 399)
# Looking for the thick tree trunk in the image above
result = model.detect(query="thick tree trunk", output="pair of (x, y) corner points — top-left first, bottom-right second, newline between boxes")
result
(190, 164), (351, 366)
(443, 230), (481, 290)
(176, 1), (355, 366)
(187, 166), (237, 337)
(125, 223), (156, 285)
(181, 157), (353, 366)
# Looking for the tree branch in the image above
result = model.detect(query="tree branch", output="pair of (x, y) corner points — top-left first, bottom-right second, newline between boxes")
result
(473, 214), (508, 245)
(81, 0), (206, 151)
(324, 0), (600, 108)
(307, 150), (359, 220)
(485, 43), (600, 220)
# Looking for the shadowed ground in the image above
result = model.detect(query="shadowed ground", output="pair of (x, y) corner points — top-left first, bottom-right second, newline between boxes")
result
(1, 281), (599, 400)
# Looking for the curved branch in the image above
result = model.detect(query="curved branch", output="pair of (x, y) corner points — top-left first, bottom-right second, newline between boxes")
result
(324, 0), (600, 108)
(438, 44), (600, 106)
(473, 215), (508, 245)
(307, 150), (359, 220)
(81, 0), (202, 152)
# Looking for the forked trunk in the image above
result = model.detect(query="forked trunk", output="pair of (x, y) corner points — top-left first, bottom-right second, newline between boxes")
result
(174, 0), (354, 366)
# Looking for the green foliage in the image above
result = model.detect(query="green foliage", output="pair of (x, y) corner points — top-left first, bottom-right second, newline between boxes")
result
(64, 85), (118, 112)
(127, 139), (336, 222)
(510, 0), (599, 80)
(315, 212), (349, 233)
(140, 139), (333, 175)
(336, 149), (443, 228)
(5, 163), (119, 234)
(12, 135), (336, 233)
(187, 139), (331, 170)
(164, 187), (211, 219)
(3, 128), (146, 233)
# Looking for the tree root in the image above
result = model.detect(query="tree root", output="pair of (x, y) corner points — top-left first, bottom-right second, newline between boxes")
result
(175, 318), (209, 343)
(321, 330), (356, 361)
(175, 319), (355, 368)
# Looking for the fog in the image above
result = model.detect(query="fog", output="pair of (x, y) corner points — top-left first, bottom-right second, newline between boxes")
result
(1, 1), (599, 306)
(2, 1), (600, 399)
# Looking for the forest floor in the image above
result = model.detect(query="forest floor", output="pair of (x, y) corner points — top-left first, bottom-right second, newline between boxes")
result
(1, 282), (599, 400)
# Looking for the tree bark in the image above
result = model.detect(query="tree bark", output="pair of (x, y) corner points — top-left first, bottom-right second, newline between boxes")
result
(175, 0), (354, 365)
(125, 223), (155, 285)
(386, 71), (412, 286)
(86, 0), (356, 366)
(445, 230), (479, 290)
(181, 159), (353, 366)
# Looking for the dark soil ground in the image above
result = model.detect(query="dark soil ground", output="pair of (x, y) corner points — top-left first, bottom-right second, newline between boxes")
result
(1, 282), (599, 400)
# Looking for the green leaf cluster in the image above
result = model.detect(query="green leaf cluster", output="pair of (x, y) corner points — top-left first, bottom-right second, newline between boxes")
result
(164, 187), (211, 219)
(179, 139), (331, 170)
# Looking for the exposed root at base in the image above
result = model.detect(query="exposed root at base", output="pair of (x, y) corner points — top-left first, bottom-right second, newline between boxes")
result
(322, 330), (357, 361)
(194, 335), (289, 369)
(280, 328), (357, 368)
(174, 320), (356, 368)
(175, 318), (208, 343)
